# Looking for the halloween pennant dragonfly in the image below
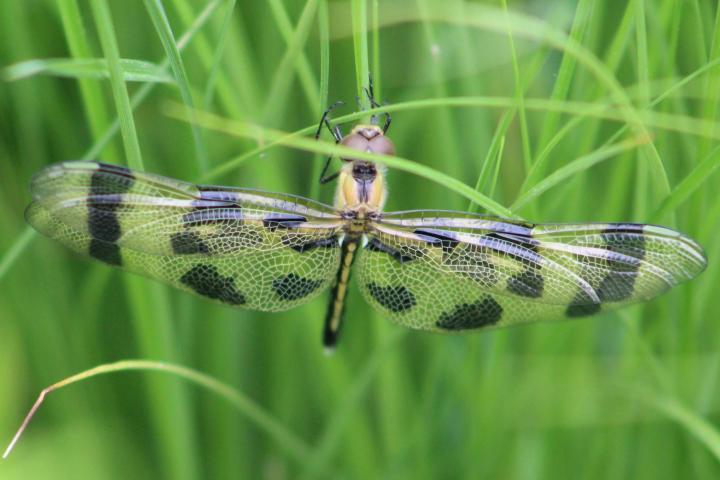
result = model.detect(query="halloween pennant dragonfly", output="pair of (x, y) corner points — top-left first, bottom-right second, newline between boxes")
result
(26, 105), (707, 349)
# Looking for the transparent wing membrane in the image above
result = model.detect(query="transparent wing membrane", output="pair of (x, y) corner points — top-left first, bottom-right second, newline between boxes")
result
(27, 162), (342, 312)
(357, 213), (707, 332)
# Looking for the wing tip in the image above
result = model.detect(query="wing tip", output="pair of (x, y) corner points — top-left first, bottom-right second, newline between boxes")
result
(632, 224), (707, 281)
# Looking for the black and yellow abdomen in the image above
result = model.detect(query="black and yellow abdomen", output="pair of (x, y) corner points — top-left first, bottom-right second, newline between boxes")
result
(323, 236), (360, 349)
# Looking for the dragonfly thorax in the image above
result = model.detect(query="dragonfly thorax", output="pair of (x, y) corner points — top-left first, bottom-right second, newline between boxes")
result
(335, 162), (387, 216)
(334, 124), (391, 215)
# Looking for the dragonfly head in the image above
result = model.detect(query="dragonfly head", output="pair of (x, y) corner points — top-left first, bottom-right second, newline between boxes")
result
(339, 124), (395, 163)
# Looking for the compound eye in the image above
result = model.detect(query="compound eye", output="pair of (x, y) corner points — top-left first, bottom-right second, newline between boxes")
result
(340, 133), (369, 161)
(369, 135), (395, 156)
(341, 133), (368, 151)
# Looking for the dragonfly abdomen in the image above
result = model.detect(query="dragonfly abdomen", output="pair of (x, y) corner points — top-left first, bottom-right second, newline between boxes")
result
(323, 236), (360, 350)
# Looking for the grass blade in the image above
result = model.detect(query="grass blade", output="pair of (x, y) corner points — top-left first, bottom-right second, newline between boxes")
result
(651, 144), (720, 221)
(3, 360), (311, 462)
(202, 0), (237, 110)
(143, 0), (207, 173)
(90, 0), (144, 170)
(512, 135), (649, 211)
(261, 0), (319, 123)
(3, 58), (173, 83)
(167, 104), (517, 217)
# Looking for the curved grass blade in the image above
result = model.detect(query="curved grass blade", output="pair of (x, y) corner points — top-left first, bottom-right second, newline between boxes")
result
(3, 360), (311, 463)
(511, 135), (650, 211)
(165, 104), (517, 218)
(2, 58), (173, 83)
(652, 144), (720, 221)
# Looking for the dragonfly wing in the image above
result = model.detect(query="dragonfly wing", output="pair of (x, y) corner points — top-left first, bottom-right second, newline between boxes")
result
(26, 161), (343, 312)
(356, 211), (706, 332)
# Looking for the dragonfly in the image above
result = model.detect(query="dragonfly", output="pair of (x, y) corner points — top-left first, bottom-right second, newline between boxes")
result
(26, 96), (707, 349)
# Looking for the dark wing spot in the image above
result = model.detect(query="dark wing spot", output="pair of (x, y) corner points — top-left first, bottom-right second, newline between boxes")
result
(87, 166), (134, 261)
(365, 237), (416, 263)
(88, 165), (134, 242)
(284, 235), (339, 253)
(87, 202), (122, 242)
(595, 229), (646, 301)
(507, 269), (544, 298)
(566, 291), (601, 317)
(263, 214), (308, 230)
(272, 273), (323, 301)
(180, 264), (246, 305)
(171, 231), (210, 254)
(366, 283), (416, 313)
(566, 303), (601, 317)
(89, 239), (122, 266)
(436, 296), (503, 330)
(596, 270), (640, 302)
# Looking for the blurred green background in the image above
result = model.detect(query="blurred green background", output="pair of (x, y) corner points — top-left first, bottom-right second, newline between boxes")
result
(1, 0), (720, 478)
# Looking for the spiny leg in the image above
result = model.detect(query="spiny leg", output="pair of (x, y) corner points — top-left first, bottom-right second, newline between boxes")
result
(314, 100), (345, 141)
(315, 101), (345, 184)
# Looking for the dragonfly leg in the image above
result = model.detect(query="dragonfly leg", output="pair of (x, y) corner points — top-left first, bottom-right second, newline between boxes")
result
(315, 100), (345, 141)
(316, 101), (346, 184)
(319, 161), (341, 184)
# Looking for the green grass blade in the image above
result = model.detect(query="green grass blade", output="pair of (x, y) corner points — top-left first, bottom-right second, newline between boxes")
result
(90, 0), (143, 170)
(698, 2), (720, 158)
(143, 0), (207, 173)
(170, 0), (253, 118)
(351, 0), (370, 108)
(413, 3), (673, 199)
(512, 135), (648, 211)
(3, 58), (173, 83)
(308, 0), (330, 200)
(261, 0), (319, 123)
(500, 0), (531, 174)
(651, 144), (720, 221)
(267, 0), (320, 111)
(468, 110), (511, 212)
(56, 0), (119, 162)
(3, 359), (311, 463)
(535, 0), (592, 155)
(167, 104), (517, 217)
(202, 0), (237, 110)
(80, 0), (221, 161)
(371, 0), (381, 99)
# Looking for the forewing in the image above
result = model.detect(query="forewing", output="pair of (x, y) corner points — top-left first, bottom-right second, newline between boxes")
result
(26, 161), (343, 311)
(357, 211), (707, 332)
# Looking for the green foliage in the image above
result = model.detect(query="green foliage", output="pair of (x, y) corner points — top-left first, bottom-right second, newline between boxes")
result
(1, 0), (719, 478)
